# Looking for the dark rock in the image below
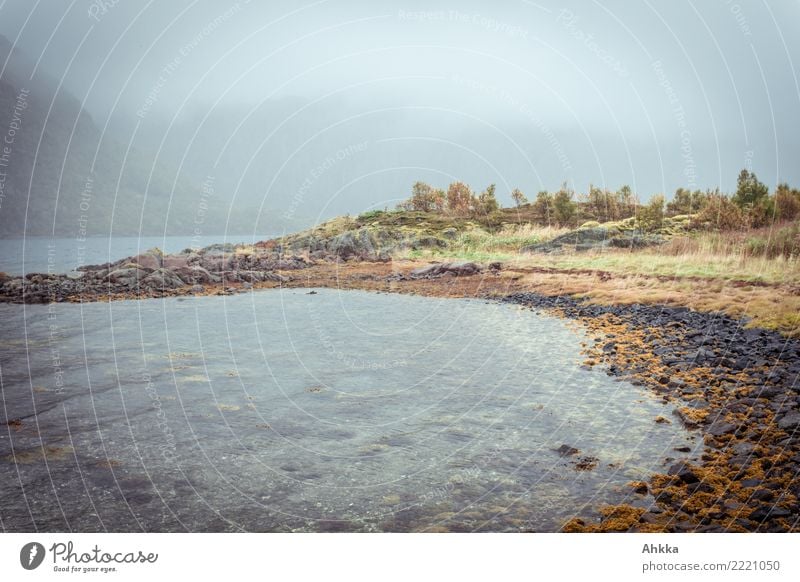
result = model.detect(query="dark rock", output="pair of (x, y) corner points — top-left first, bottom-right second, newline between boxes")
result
(777, 411), (800, 432)
(749, 506), (791, 521)
(707, 422), (737, 436)
(554, 444), (580, 457)
(667, 462), (700, 484)
(749, 489), (775, 502)
(410, 261), (482, 279)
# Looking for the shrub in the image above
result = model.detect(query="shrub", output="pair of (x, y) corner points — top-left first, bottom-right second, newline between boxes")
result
(746, 224), (800, 259)
(637, 194), (665, 232)
(774, 183), (800, 221)
(553, 185), (577, 226)
(692, 193), (745, 230)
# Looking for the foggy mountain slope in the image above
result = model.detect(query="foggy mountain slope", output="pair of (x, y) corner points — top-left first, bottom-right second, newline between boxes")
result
(0, 36), (296, 237)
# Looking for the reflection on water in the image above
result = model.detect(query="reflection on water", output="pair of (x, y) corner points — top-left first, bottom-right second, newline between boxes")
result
(0, 289), (699, 532)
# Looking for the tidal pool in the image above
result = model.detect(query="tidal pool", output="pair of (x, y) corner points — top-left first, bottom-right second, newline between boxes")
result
(0, 289), (700, 532)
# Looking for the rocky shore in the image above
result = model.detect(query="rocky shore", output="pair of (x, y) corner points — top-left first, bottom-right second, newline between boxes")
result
(2, 248), (798, 532)
(501, 293), (800, 532)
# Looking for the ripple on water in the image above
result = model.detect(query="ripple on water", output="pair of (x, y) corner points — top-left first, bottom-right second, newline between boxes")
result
(0, 289), (701, 531)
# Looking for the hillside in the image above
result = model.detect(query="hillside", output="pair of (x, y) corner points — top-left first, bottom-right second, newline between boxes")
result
(0, 35), (297, 237)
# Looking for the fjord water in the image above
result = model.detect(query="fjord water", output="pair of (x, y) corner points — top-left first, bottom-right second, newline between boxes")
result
(0, 289), (697, 532)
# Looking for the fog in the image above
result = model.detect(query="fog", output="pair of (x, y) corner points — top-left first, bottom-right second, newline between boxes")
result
(1, 0), (798, 234)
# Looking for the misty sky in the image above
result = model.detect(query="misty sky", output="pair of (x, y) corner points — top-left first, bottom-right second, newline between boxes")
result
(1, 0), (799, 218)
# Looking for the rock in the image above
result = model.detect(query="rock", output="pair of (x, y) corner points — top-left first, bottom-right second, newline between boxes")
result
(708, 421), (738, 436)
(129, 249), (162, 271)
(555, 444), (580, 457)
(199, 254), (233, 273)
(162, 255), (190, 269)
(410, 261), (482, 278)
(750, 489), (775, 502)
(777, 411), (800, 432)
(667, 462), (700, 484)
(749, 506), (791, 521)
(732, 441), (755, 456)
(106, 267), (147, 285)
(173, 266), (219, 285)
(141, 268), (185, 289)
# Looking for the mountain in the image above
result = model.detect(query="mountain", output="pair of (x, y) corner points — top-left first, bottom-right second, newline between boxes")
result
(0, 35), (300, 237)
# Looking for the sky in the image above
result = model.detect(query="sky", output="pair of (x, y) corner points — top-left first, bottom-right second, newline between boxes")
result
(1, 0), (798, 217)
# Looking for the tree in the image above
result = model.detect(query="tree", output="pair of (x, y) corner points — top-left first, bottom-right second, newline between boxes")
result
(511, 188), (528, 207)
(397, 181), (445, 212)
(637, 194), (665, 232)
(476, 184), (499, 214)
(553, 185), (577, 226)
(533, 190), (554, 225)
(667, 188), (708, 215)
(774, 183), (800, 221)
(733, 169), (769, 209)
(446, 181), (475, 216)
(587, 185), (618, 222)
(617, 185), (636, 218)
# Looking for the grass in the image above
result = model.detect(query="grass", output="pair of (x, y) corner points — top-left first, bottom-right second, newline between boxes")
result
(402, 225), (800, 285)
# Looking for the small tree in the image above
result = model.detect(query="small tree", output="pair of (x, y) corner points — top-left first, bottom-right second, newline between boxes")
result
(667, 188), (708, 216)
(774, 183), (800, 221)
(733, 169), (769, 209)
(533, 191), (554, 225)
(638, 194), (665, 232)
(553, 185), (577, 226)
(617, 185), (636, 218)
(511, 188), (528, 207)
(446, 181), (475, 216)
(476, 184), (499, 214)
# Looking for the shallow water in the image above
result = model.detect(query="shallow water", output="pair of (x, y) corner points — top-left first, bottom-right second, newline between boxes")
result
(0, 289), (699, 532)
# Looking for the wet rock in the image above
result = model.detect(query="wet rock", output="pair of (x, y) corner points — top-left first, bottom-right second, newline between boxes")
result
(707, 421), (738, 437)
(667, 462), (700, 484)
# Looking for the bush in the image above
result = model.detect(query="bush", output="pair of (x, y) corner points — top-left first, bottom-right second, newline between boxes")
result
(637, 194), (665, 232)
(692, 193), (745, 230)
(775, 183), (800, 221)
(746, 224), (800, 259)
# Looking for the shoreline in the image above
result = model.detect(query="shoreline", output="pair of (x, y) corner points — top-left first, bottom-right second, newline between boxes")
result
(2, 258), (799, 532)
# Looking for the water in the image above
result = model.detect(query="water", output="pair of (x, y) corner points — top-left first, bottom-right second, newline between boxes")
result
(0, 289), (699, 532)
(0, 235), (275, 275)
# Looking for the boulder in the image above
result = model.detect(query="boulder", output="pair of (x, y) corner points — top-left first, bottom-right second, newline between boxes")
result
(173, 266), (219, 285)
(162, 255), (191, 270)
(129, 248), (163, 271)
(777, 411), (800, 432)
(106, 267), (147, 286)
(141, 268), (185, 289)
(199, 254), (233, 273)
(410, 261), (482, 278)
